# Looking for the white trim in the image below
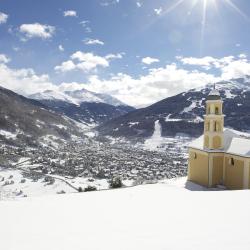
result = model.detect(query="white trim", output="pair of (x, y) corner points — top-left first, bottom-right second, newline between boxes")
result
(206, 100), (223, 103)
(243, 160), (249, 189)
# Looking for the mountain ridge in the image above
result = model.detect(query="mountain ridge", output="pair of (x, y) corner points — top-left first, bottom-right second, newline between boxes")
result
(97, 77), (250, 138)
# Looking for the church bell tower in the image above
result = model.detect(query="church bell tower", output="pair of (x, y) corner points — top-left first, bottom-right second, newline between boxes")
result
(203, 87), (224, 150)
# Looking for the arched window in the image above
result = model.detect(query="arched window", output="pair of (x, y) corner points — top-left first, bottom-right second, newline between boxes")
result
(214, 121), (217, 132)
(229, 158), (235, 166)
(193, 152), (197, 159)
(215, 107), (219, 115)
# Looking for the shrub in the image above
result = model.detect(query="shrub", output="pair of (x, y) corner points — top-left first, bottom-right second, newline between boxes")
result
(84, 185), (97, 192)
(20, 179), (26, 183)
(78, 187), (83, 192)
(57, 190), (66, 194)
(110, 176), (123, 189)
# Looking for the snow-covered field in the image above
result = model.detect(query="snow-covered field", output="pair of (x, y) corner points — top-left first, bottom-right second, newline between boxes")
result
(1, 177), (250, 250)
(0, 168), (113, 199)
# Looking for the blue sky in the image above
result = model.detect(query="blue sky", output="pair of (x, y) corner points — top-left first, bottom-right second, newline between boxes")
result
(0, 0), (250, 107)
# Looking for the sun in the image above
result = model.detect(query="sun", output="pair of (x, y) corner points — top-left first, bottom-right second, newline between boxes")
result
(161, 0), (248, 53)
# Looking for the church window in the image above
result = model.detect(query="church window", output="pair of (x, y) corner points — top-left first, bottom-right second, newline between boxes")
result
(215, 107), (219, 114)
(229, 158), (235, 166)
(193, 152), (197, 159)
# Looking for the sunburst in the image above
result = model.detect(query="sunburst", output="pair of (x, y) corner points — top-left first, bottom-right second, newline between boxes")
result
(161, 0), (248, 54)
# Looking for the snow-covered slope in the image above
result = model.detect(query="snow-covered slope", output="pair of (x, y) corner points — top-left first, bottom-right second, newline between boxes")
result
(29, 90), (79, 105)
(29, 88), (127, 107)
(98, 77), (250, 138)
(0, 86), (83, 146)
(28, 88), (134, 125)
(1, 177), (250, 250)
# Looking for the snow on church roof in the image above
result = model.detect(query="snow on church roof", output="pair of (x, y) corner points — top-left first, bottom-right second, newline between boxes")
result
(206, 88), (221, 100)
(209, 89), (220, 96)
(189, 128), (250, 157)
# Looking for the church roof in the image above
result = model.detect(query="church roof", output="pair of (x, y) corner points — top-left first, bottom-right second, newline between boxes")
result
(206, 89), (221, 100)
(189, 129), (250, 158)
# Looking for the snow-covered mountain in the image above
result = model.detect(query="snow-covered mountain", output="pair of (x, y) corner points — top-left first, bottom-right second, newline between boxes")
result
(97, 77), (250, 138)
(29, 90), (80, 105)
(0, 86), (84, 147)
(29, 88), (134, 125)
(29, 88), (127, 107)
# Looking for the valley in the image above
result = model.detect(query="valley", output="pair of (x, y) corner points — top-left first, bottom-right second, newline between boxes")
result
(1, 78), (250, 199)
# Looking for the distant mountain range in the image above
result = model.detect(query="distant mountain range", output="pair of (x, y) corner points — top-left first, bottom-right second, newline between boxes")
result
(29, 88), (127, 107)
(0, 86), (84, 147)
(1, 76), (250, 146)
(29, 88), (135, 124)
(97, 77), (250, 138)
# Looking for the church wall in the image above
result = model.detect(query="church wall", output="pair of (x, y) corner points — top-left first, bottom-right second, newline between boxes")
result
(188, 149), (209, 187)
(224, 155), (244, 190)
(212, 136), (221, 149)
(211, 155), (223, 186)
(248, 161), (250, 189)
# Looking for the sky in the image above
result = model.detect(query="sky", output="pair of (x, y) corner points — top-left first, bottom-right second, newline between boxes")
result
(0, 0), (250, 107)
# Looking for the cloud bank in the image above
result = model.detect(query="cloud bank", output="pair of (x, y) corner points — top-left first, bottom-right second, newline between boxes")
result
(1, 54), (250, 107)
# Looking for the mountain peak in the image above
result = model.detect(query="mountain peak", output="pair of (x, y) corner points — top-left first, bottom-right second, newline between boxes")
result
(29, 88), (128, 107)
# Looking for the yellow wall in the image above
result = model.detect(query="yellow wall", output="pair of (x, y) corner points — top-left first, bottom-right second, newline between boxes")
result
(204, 135), (209, 148)
(212, 155), (223, 186)
(213, 136), (221, 149)
(224, 155), (244, 190)
(249, 162), (250, 189)
(188, 150), (209, 187)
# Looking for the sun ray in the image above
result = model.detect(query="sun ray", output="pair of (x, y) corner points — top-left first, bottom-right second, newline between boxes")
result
(224, 0), (249, 21)
(200, 0), (208, 55)
(161, 0), (186, 16)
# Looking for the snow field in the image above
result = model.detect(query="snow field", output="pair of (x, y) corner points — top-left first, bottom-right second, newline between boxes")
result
(1, 177), (250, 250)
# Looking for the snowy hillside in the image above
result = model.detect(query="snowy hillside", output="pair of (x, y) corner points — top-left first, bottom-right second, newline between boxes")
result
(98, 77), (250, 138)
(28, 88), (134, 125)
(29, 90), (80, 105)
(1, 177), (250, 250)
(30, 87), (127, 107)
(0, 86), (84, 146)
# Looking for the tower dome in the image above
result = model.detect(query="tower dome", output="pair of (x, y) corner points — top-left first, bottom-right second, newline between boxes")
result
(207, 88), (221, 100)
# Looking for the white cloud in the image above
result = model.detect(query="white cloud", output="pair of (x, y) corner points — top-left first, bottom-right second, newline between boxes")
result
(55, 51), (123, 73)
(0, 54), (10, 64)
(80, 20), (92, 33)
(178, 54), (250, 81)
(0, 12), (8, 24)
(58, 45), (64, 51)
(2, 53), (250, 108)
(178, 55), (236, 70)
(136, 2), (142, 8)
(0, 63), (55, 96)
(78, 64), (218, 107)
(221, 59), (250, 80)
(55, 52), (109, 73)
(154, 7), (162, 15)
(83, 38), (104, 45)
(54, 60), (75, 72)
(19, 23), (55, 40)
(100, 0), (120, 7)
(142, 57), (160, 65)
(63, 10), (77, 17)
(105, 53), (124, 60)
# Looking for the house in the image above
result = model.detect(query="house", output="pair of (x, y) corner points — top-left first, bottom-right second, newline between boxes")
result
(188, 88), (250, 189)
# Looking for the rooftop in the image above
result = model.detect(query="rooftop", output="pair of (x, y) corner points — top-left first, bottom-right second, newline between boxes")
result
(189, 128), (250, 157)
(206, 89), (221, 100)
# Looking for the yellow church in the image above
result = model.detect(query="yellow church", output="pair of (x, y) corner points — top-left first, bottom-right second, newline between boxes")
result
(188, 88), (250, 190)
